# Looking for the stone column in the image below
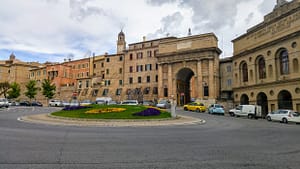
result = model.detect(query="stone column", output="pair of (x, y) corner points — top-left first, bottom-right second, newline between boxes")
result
(168, 64), (173, 97)
(158, 64), (163, 99)
(208, 59), (214, 99)
(197, 61), (203, 99)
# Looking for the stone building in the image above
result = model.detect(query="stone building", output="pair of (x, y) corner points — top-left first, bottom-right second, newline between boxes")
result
(0, 54), (42, 100)
(157, 33), (222, 106)
(232, 0), (300, 115)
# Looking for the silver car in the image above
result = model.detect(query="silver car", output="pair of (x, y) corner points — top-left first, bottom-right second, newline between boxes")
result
(0, 98), (9, 108)
(266, 109), (300, 124)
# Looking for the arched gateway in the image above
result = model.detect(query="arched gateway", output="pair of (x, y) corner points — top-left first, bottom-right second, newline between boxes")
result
(156, 33), (222, 106)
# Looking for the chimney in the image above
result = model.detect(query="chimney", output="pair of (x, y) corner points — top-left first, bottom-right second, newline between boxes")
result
(143, 36), (146, 42)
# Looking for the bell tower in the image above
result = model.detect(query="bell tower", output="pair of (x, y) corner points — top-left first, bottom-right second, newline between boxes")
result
(117, 30), (126, 54)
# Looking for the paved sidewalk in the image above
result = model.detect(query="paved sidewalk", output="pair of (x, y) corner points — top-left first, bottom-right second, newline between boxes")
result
(18, 113), (205, 127)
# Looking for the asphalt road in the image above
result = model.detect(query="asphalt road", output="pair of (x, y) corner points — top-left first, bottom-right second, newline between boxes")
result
(0, 106), (299, 169)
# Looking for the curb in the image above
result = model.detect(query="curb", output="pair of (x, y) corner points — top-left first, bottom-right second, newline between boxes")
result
(18, 113), (206, 127)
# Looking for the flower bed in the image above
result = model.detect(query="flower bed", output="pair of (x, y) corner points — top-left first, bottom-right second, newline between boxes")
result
(133, 108), (161, 116)
(85, 108), (126, 114)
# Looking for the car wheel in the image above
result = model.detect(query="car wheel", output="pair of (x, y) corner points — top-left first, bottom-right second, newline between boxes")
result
(196, 109), (200, 113)
(266, 116), (272, 121)
(229, 112), (235, 117)
(282, 118), (288, 124)
(248, 114), (253, 119)
(184, 107), (188, 111)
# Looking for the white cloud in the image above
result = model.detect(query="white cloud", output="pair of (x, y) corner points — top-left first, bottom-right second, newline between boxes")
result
(0, 0), (280, 62)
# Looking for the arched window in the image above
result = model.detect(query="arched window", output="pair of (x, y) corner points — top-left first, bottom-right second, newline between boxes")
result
(242, 63), (248, 82)
(258, 57), (266, 79)
(279, 50), (289, 75)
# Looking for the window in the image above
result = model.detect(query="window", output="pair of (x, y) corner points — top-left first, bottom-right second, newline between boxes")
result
(144, 87), (150, 94)
(101, 62), (104, 67)
(129, 66), (133, 73)
(242, 63), (248, 82)
(116, 88), (122, 95)
(204, 86), (209, 96)
(86, 80), (89, 88)
(93, 64), (96, 69)
(105, 80), (110, 86)
(119, 56), (123, 61)
(258, 57), (266, 79)
(227, 66), (231, 72)
(78, 81), (82, 88)
(137, 65), (143, 72)
(119, 80), (123, 85)
(138, 76), (142, 83)
(92, 89), (98, 97)
(147, 50), (152, 57)
(279, 50), (289, 75)
(145, 64), (152, 71)
(156, 64), (158, 70)
(102, 89), (109, 96)
(227, 79), (232, 86)
(164, 88), (168, 97)
(154, 50), (158, 57)
(106, 69), (109, 75)
(130, 54), (133, 60)
(106, 58), (110, 62)
(155, 75), (158, 82)
(129, 77), (133, 84)
(153, 87), (158, 94)
(119, 68), (122, 74)
(86, 72), (89, 77)
(137, 52), (143, 59)
(147, 76), (151, 83)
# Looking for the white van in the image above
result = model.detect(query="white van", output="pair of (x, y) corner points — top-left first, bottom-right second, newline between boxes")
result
(229, 105), (262, 119)
(95, 97), (112, 105)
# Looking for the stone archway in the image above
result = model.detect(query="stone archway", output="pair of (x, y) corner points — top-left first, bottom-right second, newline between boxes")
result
(240, 94), (249, 105)
(176, 68), (195, 106)
(278, 90), (293, 110)
(257, 92), (268, 117)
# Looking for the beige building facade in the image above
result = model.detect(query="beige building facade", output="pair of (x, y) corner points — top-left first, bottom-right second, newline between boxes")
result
(232, 0), (300, 115)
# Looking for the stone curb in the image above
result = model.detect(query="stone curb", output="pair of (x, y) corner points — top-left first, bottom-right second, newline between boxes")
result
(18, 113), (206, 127)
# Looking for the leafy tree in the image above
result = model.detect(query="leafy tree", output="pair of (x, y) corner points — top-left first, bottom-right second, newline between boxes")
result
(25, 80), (38, 101)
(7, 82), (21, 99)
(42, 79), (56, 105)
(0, 82), (11, 98)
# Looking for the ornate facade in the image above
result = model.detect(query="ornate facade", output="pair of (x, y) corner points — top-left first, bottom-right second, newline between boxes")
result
(232, 0), (300, 115)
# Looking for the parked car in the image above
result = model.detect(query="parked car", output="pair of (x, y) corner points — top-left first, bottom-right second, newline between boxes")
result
(183, 102), (206, 112)
(121, 100), (139, 105)
(142, 100), (155, 106)
(80, 100), (92, 106)
(156, 99), (171, 109)
(19, 101), (31, 106)
(96, 97), (112, 105)
(0, 98), (9, 108)
(107, 100), (118, 105)
(8, 100), (19, 106)
(62, 100), (70, 107)
(229, 105), (262, 119)
(31, 101), (43, 107)
(208, 104), (225, 115)
(266, 109), (300, 124)
(69, 99), (80, 107)
(49, 99), (63, 107)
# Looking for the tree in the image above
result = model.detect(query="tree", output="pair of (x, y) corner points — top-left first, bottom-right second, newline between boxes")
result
(0, 82), (11, 98)
(7, 82), (21, 99)
(42, 79), (56, 105)
(25, 80), (38, 101)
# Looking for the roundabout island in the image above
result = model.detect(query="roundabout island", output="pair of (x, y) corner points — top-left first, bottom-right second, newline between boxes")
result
(18, 104), (205, 127)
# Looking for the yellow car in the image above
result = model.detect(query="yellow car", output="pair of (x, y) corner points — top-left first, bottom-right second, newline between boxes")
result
(183, 102), (206, 112)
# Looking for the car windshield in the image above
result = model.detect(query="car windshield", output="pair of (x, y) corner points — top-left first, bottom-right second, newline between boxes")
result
(159, 100), (168, 104)
(215, 104), (222, 108)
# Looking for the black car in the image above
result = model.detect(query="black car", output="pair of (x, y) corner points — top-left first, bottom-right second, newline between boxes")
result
(19, 101), (43, 106)
(19, 101), (31, 106)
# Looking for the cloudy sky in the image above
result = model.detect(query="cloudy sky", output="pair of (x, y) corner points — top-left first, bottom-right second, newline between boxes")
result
(0, 0), (282, 63)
